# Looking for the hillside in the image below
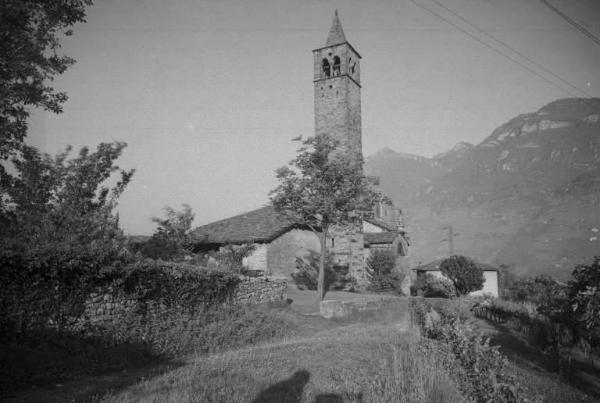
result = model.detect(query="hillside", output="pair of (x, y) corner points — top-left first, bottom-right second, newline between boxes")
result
(366, 98), (600, 279)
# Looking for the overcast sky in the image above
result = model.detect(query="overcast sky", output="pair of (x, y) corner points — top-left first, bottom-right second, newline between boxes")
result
(28, 0), (600, 234)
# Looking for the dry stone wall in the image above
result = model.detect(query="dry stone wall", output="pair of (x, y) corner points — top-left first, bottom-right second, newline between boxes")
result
(76, 277), (287, 332)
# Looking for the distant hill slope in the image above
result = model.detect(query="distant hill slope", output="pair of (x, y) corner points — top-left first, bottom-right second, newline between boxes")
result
(365, 98), (600, 279)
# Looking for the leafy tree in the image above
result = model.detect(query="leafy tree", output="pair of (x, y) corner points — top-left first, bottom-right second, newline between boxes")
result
(439, 255), (484, 296)
(141, 204), (195, 260)
(0, 0), (93, 165)
(270, 134), (386, 300)
(0, 142), (134, 336)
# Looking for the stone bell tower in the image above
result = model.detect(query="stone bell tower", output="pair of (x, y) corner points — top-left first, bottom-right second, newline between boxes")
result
(313, 10), (367, 286)
(313, 9), (362, 162)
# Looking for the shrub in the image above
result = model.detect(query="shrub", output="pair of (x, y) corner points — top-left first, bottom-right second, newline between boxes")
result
(411, 273), (457, 298)
(439, 255), (484, 296)
(366, 249), (402, 291)
(115, 260), (241, 307)
(410, 298), (530, 402)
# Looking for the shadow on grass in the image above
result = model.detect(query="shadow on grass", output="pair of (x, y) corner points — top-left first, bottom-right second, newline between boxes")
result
(251, 370), (347, 403)
(480, 319), (600, 399)
(0, 328), (183, 402)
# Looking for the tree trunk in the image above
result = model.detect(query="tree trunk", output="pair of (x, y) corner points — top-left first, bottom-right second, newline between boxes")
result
(318, 226), (328, 301)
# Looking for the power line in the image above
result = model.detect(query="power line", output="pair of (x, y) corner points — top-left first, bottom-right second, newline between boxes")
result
(408, 0), (596, 104)
(537, 0), (600, 46)
(429, 0), (595, 99)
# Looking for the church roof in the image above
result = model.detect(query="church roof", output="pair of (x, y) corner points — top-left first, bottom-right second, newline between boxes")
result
(326, 10), (347, 46)
(190, 205), (297, 245)
(364, 231), (401, 245)
(364, 217), (396, 232)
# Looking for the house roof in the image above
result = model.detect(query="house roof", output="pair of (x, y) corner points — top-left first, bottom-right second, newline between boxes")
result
(190, 205), (297, 245)
(364, 217), (396, 231)
(364, 231), (400, 245)
(413, 259), (499, 272)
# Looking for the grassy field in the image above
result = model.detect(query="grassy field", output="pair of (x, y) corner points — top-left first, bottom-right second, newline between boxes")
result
(104, 299), (463, 403)
(6, 293), (597, 402)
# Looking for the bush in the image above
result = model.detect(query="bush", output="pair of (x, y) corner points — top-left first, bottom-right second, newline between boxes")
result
(366, 250), (403, 292)
(411, 273), (457, 298)
(116, 260), (241, 307)
(439, 255), (484, 296)
(410, 298), (530, 402)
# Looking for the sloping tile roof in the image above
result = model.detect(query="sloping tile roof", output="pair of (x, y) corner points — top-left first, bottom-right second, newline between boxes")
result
(190, 205), (297, 245)
(364, 231), (400, 245)
(364, 217), (396, 231)
(413, 259), (498, 272)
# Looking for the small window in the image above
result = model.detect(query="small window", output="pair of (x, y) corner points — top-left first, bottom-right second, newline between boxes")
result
(322, 59), (331, 78)
(331, 237), (335, 248)
(351, 63), (356, 75)
(333, 56), (341, 76)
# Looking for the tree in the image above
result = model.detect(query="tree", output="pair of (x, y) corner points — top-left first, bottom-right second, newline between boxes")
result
(0, 142), (134, 335)
(366, 249), (397, 291)
(270, 135), (386, 300)
(439, 255), (484, 296)
(0, 0), (92, 165)
(142, 204), (195, 259)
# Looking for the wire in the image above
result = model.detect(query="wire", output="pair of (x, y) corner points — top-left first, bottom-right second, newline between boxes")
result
(537, 0), (600, 46)
(408, 0), (598, 108)
(429, 0), (595, 99)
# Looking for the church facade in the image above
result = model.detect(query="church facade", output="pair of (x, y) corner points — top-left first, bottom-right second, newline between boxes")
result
(191, 11), (409, 290)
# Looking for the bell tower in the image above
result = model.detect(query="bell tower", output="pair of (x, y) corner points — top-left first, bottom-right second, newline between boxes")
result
(313, 10), (362, 162)
(313, 11), (368, 286)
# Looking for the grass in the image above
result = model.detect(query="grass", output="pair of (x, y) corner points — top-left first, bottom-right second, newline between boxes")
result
(7, 294), (597, 402)
(105, 319), (463, 402)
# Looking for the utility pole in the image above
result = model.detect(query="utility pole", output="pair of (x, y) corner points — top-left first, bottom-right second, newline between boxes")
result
(441, 225), (459, 256)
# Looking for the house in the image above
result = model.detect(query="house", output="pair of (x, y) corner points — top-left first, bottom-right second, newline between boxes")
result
(413, 259), (499, 297)
(189, 11), (410, 289)
(190, 204), (408, 286)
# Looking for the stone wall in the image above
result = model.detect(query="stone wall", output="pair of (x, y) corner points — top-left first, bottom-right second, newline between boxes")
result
(78, 277), (287, 330)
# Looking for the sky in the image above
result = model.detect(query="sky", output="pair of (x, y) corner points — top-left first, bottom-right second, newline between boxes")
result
(27, 0), (600, 234)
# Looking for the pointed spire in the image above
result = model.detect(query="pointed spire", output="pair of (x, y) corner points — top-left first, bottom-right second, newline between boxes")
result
(325, 9), (347, 46)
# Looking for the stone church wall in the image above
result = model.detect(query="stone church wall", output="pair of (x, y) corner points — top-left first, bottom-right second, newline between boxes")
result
(266, 229), (320, 280)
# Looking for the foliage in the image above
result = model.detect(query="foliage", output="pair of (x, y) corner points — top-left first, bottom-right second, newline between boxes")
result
(411, 298), (530, 402)
(0, 0), (93, 163)
(292, 251), (356, 291)
(211, 243), (257, 273)
(366, 249), (401, 291)
(439, 255), (484, 296)
(420, 273), (457, 298)
(270, 134), (386, 299)
(0, 142), (134, 339)
(506, 274), (566, 306)
(568, 256), (600, 344)
(116, 260), (241, 307)
(140, 204), (195, 260)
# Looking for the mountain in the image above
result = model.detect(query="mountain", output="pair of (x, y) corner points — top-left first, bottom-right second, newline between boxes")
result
(365, 98), (600, 279)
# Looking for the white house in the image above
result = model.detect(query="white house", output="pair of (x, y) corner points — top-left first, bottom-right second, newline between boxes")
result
(413, 259), (499, 297)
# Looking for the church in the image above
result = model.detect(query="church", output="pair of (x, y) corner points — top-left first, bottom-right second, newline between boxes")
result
(191, 11), (409, 290)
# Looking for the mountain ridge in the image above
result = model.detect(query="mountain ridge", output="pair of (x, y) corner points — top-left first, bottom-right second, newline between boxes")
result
(365, 98), (600, 279)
